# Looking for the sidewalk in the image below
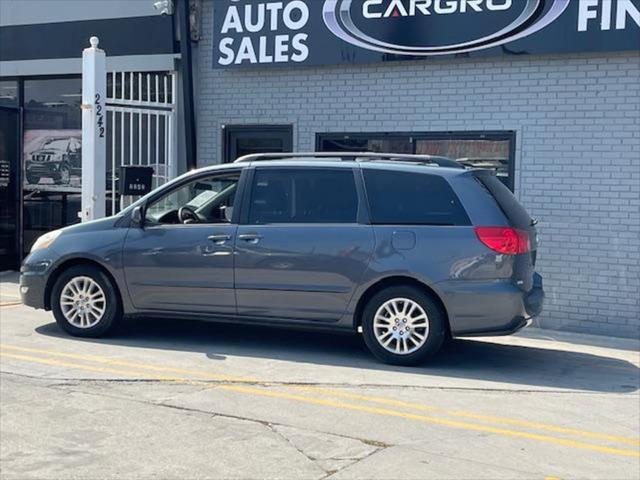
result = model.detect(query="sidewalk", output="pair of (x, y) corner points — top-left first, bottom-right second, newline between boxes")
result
(0, 270), (20, 304)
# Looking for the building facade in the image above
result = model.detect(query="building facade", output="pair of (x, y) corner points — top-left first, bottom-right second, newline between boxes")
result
(1, 0), (638, 339)
(195, 0), (640, 338)
(0, 0), (186, 269)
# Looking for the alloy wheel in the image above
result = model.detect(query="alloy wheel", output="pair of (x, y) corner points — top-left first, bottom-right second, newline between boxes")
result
(373, 297), (430, 355)
(59, 276), (106, 328)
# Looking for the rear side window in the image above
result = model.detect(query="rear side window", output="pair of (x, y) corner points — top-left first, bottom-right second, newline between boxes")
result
(248, 168), (358, 224)
(363, 169), (470, 226)
(474, 172), (532, 228)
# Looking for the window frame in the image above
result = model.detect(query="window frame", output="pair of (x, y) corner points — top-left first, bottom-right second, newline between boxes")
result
(316, 131), (516, 192)
(239, 165), (367, 226)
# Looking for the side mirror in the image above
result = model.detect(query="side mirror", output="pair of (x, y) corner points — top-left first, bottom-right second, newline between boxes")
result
(131, 206), (144, 227)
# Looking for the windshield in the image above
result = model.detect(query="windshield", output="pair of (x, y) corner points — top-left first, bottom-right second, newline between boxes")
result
(42, 139), (69, 150)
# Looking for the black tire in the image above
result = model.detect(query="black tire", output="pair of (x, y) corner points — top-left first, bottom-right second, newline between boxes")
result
(361, 286), (446, 366)
(51, 265), (121, 337)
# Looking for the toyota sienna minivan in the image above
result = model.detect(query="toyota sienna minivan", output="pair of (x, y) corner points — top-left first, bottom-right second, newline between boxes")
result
(20, 153), (544, 365)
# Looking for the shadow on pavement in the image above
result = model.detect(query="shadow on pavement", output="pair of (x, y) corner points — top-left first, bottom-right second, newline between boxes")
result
(35, 317), (640, 394)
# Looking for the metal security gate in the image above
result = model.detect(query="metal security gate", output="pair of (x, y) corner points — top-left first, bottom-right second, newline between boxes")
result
(106, 71), (177, 212)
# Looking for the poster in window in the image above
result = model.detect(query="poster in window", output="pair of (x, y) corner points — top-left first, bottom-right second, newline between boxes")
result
(23, 130), (82, 192)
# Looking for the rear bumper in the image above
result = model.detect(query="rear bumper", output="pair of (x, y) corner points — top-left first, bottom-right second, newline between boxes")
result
(437, 273), (544, 337)
(524, 272), (544, 318)
(453, 316), (533, 338)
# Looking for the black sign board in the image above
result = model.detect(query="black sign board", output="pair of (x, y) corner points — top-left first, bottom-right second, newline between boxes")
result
(120, 166), (153, 196)
(213, 0), (640, 68)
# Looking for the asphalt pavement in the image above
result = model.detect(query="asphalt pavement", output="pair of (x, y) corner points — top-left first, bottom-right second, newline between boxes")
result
(1, 272), (639, 479)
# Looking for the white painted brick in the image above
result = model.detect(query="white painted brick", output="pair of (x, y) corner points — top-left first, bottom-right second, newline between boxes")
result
(195, 1), (640, 339)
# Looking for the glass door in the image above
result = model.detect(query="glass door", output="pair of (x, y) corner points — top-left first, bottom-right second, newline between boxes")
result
(0, 107), (19, 270)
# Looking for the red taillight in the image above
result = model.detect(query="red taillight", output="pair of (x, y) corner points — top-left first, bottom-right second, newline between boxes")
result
(474, 226), (530, 255)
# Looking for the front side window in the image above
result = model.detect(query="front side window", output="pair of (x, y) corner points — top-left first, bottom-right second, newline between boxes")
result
(363, 169), (470, 226)
(146, 173), (239, 225)
(248, 168), (358, 224)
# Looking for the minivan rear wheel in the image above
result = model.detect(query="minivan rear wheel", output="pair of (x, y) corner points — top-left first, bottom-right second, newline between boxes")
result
(361, 286), (446, 365)
(51, 265), (121, 337)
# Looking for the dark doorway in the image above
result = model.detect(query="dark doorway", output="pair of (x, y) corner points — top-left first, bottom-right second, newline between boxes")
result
(0, 107), (20, 270)
(224, 125), (292, 163)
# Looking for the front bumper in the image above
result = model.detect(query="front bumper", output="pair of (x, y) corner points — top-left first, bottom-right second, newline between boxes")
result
(19, 272), (47, 310)
(20, 253), (54, 310)
(27, 163), (60, 175)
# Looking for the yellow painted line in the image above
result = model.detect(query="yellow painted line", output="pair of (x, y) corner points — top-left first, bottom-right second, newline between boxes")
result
(217, 385), (640, 458)
(1, 349), (639, 459)
(0, 301), (22, 307)
(2, 343), (638, 449)
(0, 343), (258, 384)
(0, 352), (205, 386)
(0, 293), (21, 299)
(301, 387), (640, 447)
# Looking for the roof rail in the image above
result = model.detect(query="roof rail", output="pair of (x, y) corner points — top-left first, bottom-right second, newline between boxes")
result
(233, 152), (465, 169)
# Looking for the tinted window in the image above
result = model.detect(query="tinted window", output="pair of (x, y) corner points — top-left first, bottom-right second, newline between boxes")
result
(474, 171), (531, 228)
(248, 168), (358, 224)
(363, 169), (470, 226)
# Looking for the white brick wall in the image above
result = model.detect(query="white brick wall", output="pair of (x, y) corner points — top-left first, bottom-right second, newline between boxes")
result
(196, 1), (640, 338)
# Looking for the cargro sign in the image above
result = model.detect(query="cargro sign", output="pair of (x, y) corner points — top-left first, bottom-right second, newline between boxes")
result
(213, 0), (640, 68)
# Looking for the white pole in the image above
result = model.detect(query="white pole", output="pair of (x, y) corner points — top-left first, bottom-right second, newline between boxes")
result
(80, 36), (106, 222)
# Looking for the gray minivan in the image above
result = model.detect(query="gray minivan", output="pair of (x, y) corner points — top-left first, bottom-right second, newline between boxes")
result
(20, 153), (544, 365)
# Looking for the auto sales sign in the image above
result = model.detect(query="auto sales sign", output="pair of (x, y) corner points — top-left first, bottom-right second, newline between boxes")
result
(213, 0), (640, 67)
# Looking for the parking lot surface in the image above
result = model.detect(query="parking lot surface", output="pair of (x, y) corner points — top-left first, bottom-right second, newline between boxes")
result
(1, 273), (639, 479)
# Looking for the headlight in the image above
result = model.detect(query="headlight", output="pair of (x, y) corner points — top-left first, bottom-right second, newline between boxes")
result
(30, 230), (62, 253)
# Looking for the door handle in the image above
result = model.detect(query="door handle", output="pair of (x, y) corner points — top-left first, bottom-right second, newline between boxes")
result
(208, 234), (231, 244)
(238, 233), (262, 244)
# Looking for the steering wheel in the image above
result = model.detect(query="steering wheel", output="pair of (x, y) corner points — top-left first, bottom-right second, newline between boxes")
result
(178, 205), (202, 224)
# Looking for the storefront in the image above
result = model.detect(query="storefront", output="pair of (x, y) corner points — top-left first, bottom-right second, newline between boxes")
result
(0, 84), (20, 270)
(196, 0), (640, 338)
(0, 0), (184, 268)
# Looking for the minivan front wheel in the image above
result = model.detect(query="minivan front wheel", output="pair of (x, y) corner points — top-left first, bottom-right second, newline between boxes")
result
(51, 265), (121, 337)
(361, 286), (446, 365)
